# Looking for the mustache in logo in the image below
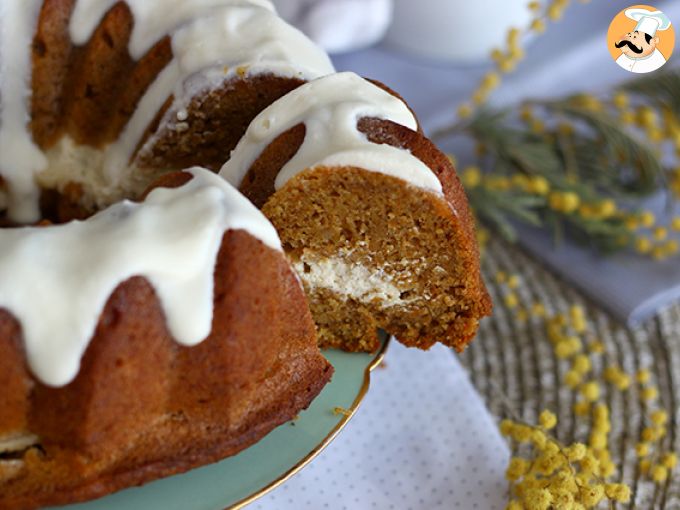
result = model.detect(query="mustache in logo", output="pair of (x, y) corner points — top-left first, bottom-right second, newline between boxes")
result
(615, 39), (643, 54)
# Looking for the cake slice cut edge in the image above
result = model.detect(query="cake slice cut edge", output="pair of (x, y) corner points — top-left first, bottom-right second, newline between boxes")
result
(262, 164), (491, 353)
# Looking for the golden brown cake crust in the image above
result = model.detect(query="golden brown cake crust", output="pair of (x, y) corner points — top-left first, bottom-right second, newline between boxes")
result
(136, 74), (307, 174)
(0, 228), (332, 510)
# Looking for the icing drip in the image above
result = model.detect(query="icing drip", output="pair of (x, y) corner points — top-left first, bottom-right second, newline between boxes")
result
(70, 0), (276, 59)
(108, 1), (334, 182)
(0, 0), (334, 221)
(0, 0), (48, 223)
(219, 72), (442, 194)
(0, 168), (281, 387)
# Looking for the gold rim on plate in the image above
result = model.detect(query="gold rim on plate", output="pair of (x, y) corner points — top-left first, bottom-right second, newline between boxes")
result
(228, 337), (391, 509)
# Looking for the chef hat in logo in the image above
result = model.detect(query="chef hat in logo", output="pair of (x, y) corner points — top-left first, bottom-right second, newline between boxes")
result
(625, 8), (672, 37)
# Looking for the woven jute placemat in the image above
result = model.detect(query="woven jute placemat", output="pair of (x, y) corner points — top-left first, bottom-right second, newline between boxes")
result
(460, 236), (680, 509)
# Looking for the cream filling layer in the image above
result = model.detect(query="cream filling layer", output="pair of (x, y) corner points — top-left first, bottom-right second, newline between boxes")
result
(37, 137), (119, 210)
(38, 137), (160, 211)
(0, 168), (281, 387)
(0, 434), (39, 455)
(294, 255), (416, 308)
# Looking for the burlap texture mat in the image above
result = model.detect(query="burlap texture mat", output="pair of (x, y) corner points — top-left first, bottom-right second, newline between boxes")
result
(460, 236), (679, 509)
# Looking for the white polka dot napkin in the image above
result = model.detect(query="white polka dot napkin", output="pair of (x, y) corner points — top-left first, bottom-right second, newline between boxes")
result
(251, 341), (509, 510)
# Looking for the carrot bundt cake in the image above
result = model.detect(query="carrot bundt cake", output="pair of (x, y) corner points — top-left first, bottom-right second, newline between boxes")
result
(221, 72), (491, 352)
(0, 0), (490, 508)
(0, 0), (335, 508)
(0, 169), (332, 509)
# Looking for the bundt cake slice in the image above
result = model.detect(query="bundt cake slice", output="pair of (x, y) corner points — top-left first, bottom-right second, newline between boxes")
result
(0, 169), (332, 509)
(220, 72), (491, 352)
(1, 0), (334, 224)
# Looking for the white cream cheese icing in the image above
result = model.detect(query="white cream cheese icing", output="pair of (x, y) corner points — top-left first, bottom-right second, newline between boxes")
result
(0, 167), (281, 387)
(103, 1), (335, 185)
(219, 72), (443, 194)
(0, 0), (334, 221)
(0, 0), (48, 223)
(69, 0), (277, 59)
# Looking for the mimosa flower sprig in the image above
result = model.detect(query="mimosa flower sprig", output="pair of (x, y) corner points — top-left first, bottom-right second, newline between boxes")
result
(454, 0), (588, 119)
(441, 82), (680, 257)
(432, 0), (680, 259)
(493, 273), (677, 509)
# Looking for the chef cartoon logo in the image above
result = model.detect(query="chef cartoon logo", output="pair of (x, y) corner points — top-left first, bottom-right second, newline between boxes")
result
(607, 5), (674, 74)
